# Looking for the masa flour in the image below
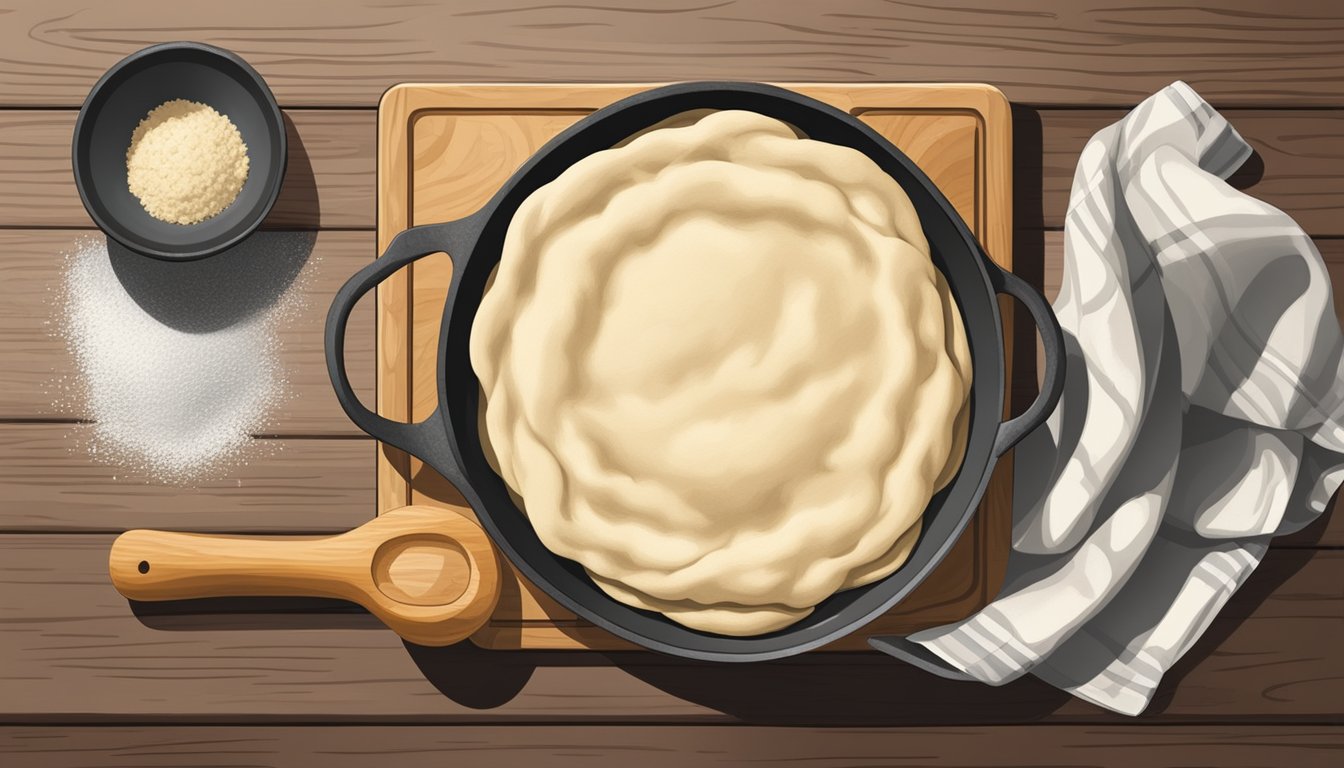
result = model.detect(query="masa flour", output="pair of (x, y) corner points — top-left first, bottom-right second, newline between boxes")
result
(126, 99), (250, 225)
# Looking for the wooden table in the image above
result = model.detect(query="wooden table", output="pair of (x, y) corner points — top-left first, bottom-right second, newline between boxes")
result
(1, 2), (1340, 765)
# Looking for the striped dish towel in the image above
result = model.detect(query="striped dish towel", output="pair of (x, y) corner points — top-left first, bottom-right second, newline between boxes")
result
(871, 81), (1344, 716)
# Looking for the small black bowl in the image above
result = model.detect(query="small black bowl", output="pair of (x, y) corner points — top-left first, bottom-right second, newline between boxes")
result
(72, 42), (286, 261)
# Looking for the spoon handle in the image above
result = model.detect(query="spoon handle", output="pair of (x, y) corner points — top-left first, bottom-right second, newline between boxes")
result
(109, 505), (503, 647)
(109, 529), (366, 602)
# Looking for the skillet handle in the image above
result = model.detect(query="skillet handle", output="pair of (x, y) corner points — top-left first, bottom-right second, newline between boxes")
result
(988, 266), (1065, 457)
(325, 218), (481, 486)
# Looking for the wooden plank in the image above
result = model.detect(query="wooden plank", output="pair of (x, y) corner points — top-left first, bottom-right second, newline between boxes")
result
(1, 1), (1342, 107)
(0, 110), (374, 230)
(0, 538), (1336, 723)
(0, 229), (373, 433)
(9, 108), (1340, 235)
(1027, 111), (1344, 234)
(2, 725), (1341, 768)
(0, 418), (1331, 545)
(0, 425), (373, 532)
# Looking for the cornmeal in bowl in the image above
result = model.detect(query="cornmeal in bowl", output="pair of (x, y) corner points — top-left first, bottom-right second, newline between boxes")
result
(125, 99), (250, 225)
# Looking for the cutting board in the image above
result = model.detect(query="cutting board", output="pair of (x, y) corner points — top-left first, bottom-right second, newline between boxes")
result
(375, 83), (1014, 651)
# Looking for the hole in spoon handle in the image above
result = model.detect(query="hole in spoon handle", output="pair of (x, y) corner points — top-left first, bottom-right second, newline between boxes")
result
(108, 529), (358, 602)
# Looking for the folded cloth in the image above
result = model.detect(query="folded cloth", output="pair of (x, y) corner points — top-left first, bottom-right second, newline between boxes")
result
(871, 81), (1344, 716)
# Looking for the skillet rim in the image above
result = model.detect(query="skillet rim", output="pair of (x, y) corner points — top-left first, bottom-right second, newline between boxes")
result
(433, 81), (1009, 661)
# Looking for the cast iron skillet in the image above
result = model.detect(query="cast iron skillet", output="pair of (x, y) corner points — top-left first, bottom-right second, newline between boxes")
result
(326, 82), (1064, 662)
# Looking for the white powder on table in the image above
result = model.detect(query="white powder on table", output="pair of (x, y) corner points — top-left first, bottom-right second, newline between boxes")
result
(126, 99), (250, 225)
(57, 237), (308, 484)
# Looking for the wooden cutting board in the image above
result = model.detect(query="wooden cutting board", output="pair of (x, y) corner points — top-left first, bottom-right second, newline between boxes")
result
(375, 83), (1014, 651)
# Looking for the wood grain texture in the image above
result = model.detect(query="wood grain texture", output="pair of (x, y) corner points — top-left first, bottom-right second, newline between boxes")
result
(2, 725), (1341, 768)
(0, 229), (373, 433)
(0, 538), (1336, 723)
(7, 108), (1340, 233)
(0, 424), (373, 532)
(1, 1), (1340, 749)
(1028, 111), (1344, 234)
(0, 110), (374, 230)
(0, 419), (1331, 544)
(374, 89), (415, 515)
(2, 1), (1342, 107)
(377, 83), (1013, 649)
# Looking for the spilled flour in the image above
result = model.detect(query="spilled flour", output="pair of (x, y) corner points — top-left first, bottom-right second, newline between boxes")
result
(57, 235), (312, 483)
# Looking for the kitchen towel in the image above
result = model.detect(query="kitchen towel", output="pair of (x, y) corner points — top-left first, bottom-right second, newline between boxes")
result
(871, 81), (1344, 716)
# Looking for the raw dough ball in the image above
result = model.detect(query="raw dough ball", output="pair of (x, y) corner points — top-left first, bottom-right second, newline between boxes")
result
(470, 110), (971, 635)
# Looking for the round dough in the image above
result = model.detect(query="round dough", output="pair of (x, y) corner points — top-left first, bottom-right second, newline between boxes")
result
(470, 110), (972, 635)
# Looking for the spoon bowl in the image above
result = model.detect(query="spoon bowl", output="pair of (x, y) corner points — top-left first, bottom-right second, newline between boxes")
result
(109, 505), (501, 646)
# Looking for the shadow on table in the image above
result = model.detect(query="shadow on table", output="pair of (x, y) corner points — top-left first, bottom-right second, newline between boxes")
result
(1010, 105), (1046, 411)
(131, 596), (379, 631)
(1143, 546), (1315, 715)
(402, 642), (1072, 722)
(402, 502), (1329, 724)
(106, 113), (319, 331)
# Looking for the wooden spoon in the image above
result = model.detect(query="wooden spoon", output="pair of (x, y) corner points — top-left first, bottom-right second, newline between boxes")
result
(109, 505), (501, 647)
